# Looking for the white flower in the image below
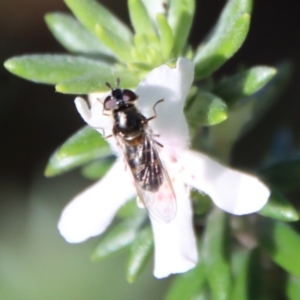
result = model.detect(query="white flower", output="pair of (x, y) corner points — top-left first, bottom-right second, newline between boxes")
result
(58, 58), (270, 279)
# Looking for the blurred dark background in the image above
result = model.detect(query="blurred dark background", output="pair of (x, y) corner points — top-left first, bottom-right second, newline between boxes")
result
(0, 0), (300, 299)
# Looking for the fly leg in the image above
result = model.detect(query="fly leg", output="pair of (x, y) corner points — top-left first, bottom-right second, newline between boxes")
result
(148, 100), (164, 147)
(153, 133), (163, 147)
(90, 117), (113, 139)
(92, 127), (112, 139)
(146, 99), (164, 122)
(154, 140), (163, 148)
(145, 99), (164, 148)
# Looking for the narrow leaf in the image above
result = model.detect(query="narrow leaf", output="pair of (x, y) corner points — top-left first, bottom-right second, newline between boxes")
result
(45, 126), (111, 177)
(81, 157), (115, 180)
(64, 0), (133, 49)
(165, 260), (205, 300)
(56, 69), (140, 94)
(117, 199), (141, 219)
(132, 34), (161, 65)
(91, 217), (144, 261)
(213, 66), (277, 105)
(231, 250), (264, 300)
(259, 190), (299, 222)
(194, 0), (252, 79)
(168, 0), (195, 57)
(95, 25), (133, 62)
(126, 226), (154, 283)
(4, 55), (110, 85)
(259, 220), (300, 278)
(156, 13), (174, 60)
(286, 275), (300, 300)
(185, 91), (228, 128)
(203, 208), (232, 300)
(128, 0), (156, 36)
(44, 12), (114, 57)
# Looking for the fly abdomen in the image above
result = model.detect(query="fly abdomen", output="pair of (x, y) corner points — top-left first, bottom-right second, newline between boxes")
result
(125, 138), (163, 192)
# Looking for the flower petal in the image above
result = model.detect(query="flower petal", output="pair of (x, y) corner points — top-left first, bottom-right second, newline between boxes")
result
(180, 150), (270, 215)
(58, 160), (136, 243)
(135, 58), (194, 152)
(150, 179), (198, 278)
(75, 94), (113, 133)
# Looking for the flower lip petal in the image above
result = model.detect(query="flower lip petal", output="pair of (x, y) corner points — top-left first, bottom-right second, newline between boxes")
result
(180, 150), (270, 215)
(58, 160), (136, 243)
(150, 177), (198, 278)
(75, 97), (91, 121)
(135, 58), (194, 152)
(136, 58), (194, 108)
(75, 94), (113, 131)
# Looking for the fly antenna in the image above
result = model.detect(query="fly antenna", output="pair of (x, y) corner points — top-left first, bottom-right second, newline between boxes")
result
(105, 82), (113, 90)
(115, 78), (120, 87)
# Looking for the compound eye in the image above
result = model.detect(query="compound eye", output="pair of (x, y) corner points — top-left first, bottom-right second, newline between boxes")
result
(103, 95), (116, 110)
(123, 89), (138, 102)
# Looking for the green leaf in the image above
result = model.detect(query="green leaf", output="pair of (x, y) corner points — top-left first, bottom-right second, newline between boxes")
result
(56, 69), (140, 94)
(238, 62), (291, 136)
(259, 220), (300, 278)
(213, 66), (277, 105)
(44, 12), (114, 57)
(286, 275), (300, 300)
(208, 62), (291, 160)
(231, 250), (263, 300)
(64, 0), (133, 51)
(126, 226), (154, 283)
(132, 34), (161, 65)
(45, 126), (111, 177)
(185, 91), (228, 128)
(81, 157), (115, 180)
(194, 0), (252, 79)
(95, 25), (133, 62)
(91, 216), (144, 261)
(165, 260), (205, 300)
(259, 190), (299, 222)
(190, 190), (213, 215)
(156, 13), (174, 60)
(168, 0), (195, 57)
(203, 208), (232, 300)
(117, 199), (140, 219)
(261, 159), (300, 192)
(4, 55), (111, 85)
(128, 0), (156, 37)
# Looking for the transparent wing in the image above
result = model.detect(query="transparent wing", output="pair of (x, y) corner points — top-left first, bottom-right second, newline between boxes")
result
(134, 162), (177, 223)
(115, 127), (177, 223)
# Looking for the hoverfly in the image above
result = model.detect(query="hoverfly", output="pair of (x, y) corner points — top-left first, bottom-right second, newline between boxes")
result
(102, 78), (176, 223)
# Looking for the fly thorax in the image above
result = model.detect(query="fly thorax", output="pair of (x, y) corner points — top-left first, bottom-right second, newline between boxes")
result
(114, 107), (143, 136)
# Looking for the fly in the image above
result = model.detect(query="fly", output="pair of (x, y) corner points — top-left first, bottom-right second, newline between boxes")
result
(102, 78), (176, 223)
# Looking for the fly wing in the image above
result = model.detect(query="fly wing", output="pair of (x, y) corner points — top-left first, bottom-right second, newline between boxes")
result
(114, 125), (177, 223)
(132, 130), (177, 223)
(134, 165), (177, 223)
